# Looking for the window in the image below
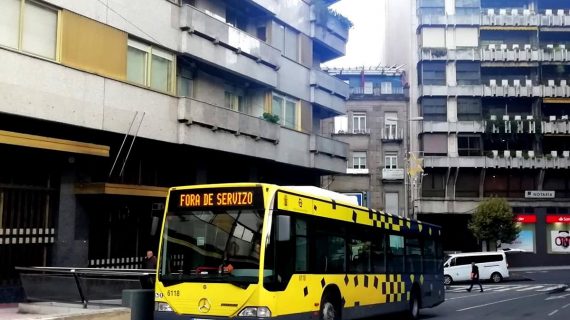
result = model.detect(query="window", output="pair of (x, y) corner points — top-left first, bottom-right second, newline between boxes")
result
(352, 112), (367, 133)
(0, 0), (58, 60)
(456, 62), (480, 85)
(371, 234), (386, 273)
(381, 82), (393, 94)
(387, 234), (405, 273)
(422, 97), (447, 121)
(457, 98), (482, 121)
(352, 152), (367, 169)
(385, 152), (398, 169)
(224, 84), (244, 112)
(272, 94), (298, 129)
(295, 219), (308, 272)
(458, 135), (482, 156)
(385, 112), (398, 139)
(315, 234), (346, 273)
(364, 81), (373, 94)
(348, 235), (371, 274)
(277, 24), (299, 61)
(421, 62), (446, 85)
(177, 60), (193, 97)
(334, 115), (348, 133)
(405, 237), (422, 273)
(127, 39), (175, 93)
(385, 193), (399, 216)
(422, 134), (448, 156)
(422, 169), (446, 197)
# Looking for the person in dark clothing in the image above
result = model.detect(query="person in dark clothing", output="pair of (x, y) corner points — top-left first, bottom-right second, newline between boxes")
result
(466, 262), (483, 292)
(143, 250), (157, 269)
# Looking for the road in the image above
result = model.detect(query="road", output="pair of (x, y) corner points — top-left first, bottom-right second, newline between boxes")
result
(380, 269), (570, 319)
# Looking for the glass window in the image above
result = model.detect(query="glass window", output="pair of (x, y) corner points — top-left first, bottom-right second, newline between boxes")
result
(457, 98), (482, 121)
(1, 0), (58, 60)
(387, 235), (405, 273)
(334, 115), (348, 133)
(283, 27), (298, 61)
(385, 193), (399, 216)
(371, 234), (386, 273)
(381, 82), (393, 94)
(385, 152), (398, 169)
(0, 0), (21, 49)
(422, 134), (448, 155)
(458, 135), (482, 156)
(422, 62), (446, 85)
(405, 237), (422, 273)
(456, 62), (481, 85)
(385, 112), (398, 139)
(315, 235), (346, 273)
(352, 152), (367, 169)
(352, 112), (367, 133)
(127, 39), (174, 93)
(272, 94), (298, 129)
(295, 219), (308, 272)
(349, 237), (371, 274)
(422, 97), (447, 121)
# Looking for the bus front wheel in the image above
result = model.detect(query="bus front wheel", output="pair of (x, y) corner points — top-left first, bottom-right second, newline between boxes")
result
(407, 288), (421, 320)
(320, 292), (340, 320)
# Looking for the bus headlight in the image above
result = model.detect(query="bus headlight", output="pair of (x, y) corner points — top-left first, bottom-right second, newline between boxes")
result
(238, 306), (271, 317)
(155, 302), (173, 312)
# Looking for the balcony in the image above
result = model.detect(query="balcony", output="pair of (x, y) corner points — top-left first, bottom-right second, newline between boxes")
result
(310, 5), (349, 59)
(245, 0), (278, 14)
(422, 121), (484, 133)
(350, 86), (406, 97)
(482, 80), (542, 97)
(177, 98), (280, 143)
(419, 14), (480, 26)
(540, 10), (570, 27)
(382, 168), (405, 181)
(423, 154), (570, 169)
(420, 85), (483, 96)
(481, 45), (541, 62)
(542, 116), (570, 134)
(381, 127), (404, 142)
(485, 115), (538, 134)
(347, 168), (370, 175)
(310, 134), (348, 158)
(310, 70), (350, 114)
(420, 48), (481, 61)
(481, 10), (540, 26)
(180, 5), (279, 86)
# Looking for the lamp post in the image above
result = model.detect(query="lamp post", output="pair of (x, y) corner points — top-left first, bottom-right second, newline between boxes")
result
(386, 116), (423, 219)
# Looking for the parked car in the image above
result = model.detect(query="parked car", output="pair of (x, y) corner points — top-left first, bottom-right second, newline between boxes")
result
(443, 251), (509, 285)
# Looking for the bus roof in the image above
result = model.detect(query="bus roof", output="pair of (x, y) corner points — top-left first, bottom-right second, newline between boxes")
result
(284, 186), (359, 206)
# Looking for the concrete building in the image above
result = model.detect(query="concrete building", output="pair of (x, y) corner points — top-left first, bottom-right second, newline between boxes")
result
(0, 0), (350, 299)
(408, 0), (570, 266)
(321, 67), (409, 216)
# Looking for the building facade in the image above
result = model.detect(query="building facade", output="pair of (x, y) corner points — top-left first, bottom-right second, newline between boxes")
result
(0, 0), (350, 300)
(321, 67), (409, 216)
(412, 0), (570, 265)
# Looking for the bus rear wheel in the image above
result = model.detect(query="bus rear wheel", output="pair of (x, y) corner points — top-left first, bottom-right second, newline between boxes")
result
(408, 288), (421, 320)
(320, 293), (340, 320)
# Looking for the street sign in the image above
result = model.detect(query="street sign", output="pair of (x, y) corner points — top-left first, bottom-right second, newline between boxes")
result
(525, 190), (555, 198)
(343, 193), (364, 206)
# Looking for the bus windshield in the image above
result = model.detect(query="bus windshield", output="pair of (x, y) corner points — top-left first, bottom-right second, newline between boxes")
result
(159, 208), (264, 286)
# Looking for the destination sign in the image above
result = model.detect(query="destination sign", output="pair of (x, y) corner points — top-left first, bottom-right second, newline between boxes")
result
(169, 187), (263, 210)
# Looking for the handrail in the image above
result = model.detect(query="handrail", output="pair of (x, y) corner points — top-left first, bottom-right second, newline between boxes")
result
(16, 266), (156, 308)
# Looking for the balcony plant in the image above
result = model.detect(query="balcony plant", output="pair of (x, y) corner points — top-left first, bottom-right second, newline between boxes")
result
(431, 48), (447, 58)
(313, 0), (353, 29)
(262, 113), (280, 124)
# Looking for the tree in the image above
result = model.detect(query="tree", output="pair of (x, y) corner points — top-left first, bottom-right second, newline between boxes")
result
(468, 197), (520, 251)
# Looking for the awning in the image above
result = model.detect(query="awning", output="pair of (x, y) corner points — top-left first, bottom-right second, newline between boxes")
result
(0, 130), (109, 157)
(75, 183), (168, 198)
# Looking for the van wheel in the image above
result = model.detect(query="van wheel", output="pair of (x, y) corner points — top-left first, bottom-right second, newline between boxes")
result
(444, 275), (453, 285)
(491, 272), (503, 283)
(320, 292), (340, 320)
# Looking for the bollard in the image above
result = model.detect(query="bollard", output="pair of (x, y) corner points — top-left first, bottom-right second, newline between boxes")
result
(122, 289), (154, 320)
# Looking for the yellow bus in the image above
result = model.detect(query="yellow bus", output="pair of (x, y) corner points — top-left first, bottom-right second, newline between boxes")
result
(154, 183), (444, 320)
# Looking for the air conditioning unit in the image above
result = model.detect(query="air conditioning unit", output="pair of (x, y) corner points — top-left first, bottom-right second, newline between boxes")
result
(514, 79), (521, 87)
(504, 150), (511, 158)
(502, 79), (509, 86)
(550, 115), (557, 121)
(562, 80), (568, 87)
(515, 115), (522, 121)
(564, 151), (570, 158)
(526, 79), (533, 87)
(523, 9), (531, 16)
(512, 44), (520, 50)
(524, 44), (531, 50)
(490, 79), (497, 86)
(487, 9), (495, 16)
(512, 9), (519, 16)
(548, 79), (555, 86)
(503, 115), (510, 121)
(560, 44), (567, 50)
(528, 150), (535, 158)
(557, 9), (565, 16)
(516, 150), (523, 158)
(490, 115), (497, 121)
(500, 44), (508, 51)
(499, 9), (507, 15)
(526, 115), (534, 121)
(492, 150), (499, 158)
(547, 44), (555, 49)
(562, 115), (569, 120)
(489, 44), (497, 51)
(546, 9), (553, 16)
(551, 150), (558, 158)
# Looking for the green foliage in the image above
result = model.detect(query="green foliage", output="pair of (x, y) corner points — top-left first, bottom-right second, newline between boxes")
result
(468, 197), (520, 245)
(313, 0), (353, 29)
(328, 8), (353, 29)
(262, 112), (280, 124)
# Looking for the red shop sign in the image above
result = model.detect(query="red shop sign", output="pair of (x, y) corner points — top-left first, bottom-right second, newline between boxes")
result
(546, 215), (570, 224)
(515, 214), (537, 223)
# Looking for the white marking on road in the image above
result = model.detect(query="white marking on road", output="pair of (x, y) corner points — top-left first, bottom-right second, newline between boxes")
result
(538, 286), (564, 292)
(493, 285), (528, 292)
(548, 310), (558, 316)
(456, 292), (543, 312)
(562, 303), (570, 309)
(545, 293), (570, 301)
(517, 285), (544, 291)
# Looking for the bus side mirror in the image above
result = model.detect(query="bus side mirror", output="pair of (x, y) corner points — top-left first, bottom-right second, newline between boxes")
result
(150, 216), (159, 236)
(276, 216), (291, 242)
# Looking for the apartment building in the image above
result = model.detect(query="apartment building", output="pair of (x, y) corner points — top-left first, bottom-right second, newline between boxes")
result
(321, 67), (409, 216)
(0, 0), (350, 298)
(412, 0), (570, 265)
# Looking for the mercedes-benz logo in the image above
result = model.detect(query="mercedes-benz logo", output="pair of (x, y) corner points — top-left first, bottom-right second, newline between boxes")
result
(198, 298), (211, 313)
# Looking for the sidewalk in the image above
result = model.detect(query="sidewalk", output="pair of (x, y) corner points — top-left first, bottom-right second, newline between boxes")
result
(509, 265), (570, 272)
(0, 302), (130, 320)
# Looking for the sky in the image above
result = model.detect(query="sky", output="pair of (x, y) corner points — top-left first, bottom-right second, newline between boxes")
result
(324, 0), (386, 68)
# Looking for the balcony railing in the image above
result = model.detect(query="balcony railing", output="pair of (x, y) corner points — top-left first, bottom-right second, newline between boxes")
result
(420, 48), (481, 61)
(382, 168), (405, 180)
(350, 86), (405, 96)
(482, 80), (570, 98)
(420, 85), (484, 96)
(419, 14), (480, 25)
(424, 154), (570, 169)
(542, 117), (570, 134)
(181, 5), (280, 69)
(347, 168), (370, 174)
(381, 128), (404, 141)
(310, 134), (349, 159)
(311, 70), (350, 99)
(177, 97), (280, 143)
(422, 121), (485, 133)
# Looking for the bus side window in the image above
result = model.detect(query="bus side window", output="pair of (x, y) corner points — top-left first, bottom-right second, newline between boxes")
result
(387, 234), (405, 273)
(372, 233), (386, 273)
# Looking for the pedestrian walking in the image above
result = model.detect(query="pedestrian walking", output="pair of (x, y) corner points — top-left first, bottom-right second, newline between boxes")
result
(466, 262), (483, 292)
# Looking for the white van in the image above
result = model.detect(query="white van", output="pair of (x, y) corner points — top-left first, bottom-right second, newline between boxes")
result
(443, 251), (509, 285)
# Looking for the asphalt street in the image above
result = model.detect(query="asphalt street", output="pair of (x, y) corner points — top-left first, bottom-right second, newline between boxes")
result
(377, 268), (570, 319)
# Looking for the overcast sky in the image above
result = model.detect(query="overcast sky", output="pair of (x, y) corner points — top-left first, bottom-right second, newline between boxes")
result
(324, 0), (386, 68)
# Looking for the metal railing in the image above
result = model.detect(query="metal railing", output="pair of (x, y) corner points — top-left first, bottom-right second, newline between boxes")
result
(17, 267), (156, 308)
